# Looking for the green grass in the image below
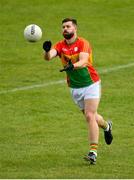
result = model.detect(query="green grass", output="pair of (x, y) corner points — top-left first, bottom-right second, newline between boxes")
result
(0, 0), (134, 178)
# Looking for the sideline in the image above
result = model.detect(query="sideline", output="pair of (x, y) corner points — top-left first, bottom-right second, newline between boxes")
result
(0, 62), (134, 95)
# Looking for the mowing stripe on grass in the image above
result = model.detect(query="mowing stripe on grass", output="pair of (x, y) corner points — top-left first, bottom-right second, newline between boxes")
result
(0, 62), (134, 95)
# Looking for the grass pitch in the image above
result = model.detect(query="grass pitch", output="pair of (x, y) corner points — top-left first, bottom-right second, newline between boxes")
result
(0, 0), (134, 178)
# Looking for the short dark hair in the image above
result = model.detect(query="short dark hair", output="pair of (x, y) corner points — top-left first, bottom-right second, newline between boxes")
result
(62, 18), (77, 25)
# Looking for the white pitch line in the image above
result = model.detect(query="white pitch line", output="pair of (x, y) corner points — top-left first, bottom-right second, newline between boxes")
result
(0, 62), (134, 95)
(98, 62), (134, 74)
(0, 80), (65, 95)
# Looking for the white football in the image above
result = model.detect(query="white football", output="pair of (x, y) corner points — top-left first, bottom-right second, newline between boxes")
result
(24, 24), (42, 42)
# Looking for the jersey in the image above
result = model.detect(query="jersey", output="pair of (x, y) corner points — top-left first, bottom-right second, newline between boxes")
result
(54, 37), (100, 88)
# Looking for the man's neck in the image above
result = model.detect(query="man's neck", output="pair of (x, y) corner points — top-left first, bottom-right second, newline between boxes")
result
(65, 34), (77, 45)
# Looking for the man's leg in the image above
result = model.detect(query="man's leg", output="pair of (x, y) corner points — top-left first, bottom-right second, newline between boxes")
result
(84, 98), (100, 164)
(96, 114), (108, 129)
(96, 113), (113, 145)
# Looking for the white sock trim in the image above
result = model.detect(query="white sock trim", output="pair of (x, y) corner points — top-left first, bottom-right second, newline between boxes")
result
(104, 123), (109, 131)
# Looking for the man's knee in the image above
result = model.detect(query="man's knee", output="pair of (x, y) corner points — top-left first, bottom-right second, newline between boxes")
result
(85, 111), (96, 122)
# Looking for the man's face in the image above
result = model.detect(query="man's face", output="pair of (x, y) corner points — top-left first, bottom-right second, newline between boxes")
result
(62, 21), (77, 39)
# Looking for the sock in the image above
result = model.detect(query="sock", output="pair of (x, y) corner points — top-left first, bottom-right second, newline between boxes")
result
(104, 122), (109, 131)
(90, 143), (98, 156)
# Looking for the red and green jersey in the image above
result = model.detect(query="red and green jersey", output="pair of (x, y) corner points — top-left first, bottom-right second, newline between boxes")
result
(54, 37), (100, 88)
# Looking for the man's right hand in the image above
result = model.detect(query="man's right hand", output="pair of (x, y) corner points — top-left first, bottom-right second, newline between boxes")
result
(43, 41), (52, 52)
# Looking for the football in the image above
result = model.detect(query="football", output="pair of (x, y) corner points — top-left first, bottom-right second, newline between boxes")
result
(24, 24), (42, 42)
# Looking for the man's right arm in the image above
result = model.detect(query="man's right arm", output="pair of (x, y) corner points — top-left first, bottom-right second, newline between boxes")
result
(44, 49), (57, 61)
(43, 41), (57, 61)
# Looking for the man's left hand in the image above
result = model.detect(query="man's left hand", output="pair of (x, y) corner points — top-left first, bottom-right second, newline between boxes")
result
(60, 60), (74, 72)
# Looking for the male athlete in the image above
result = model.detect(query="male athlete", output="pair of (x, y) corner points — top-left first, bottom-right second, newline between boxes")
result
(43, 18), (113, 164)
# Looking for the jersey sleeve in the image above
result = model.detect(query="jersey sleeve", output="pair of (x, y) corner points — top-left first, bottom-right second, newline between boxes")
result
(79, 39), (92, 54)
(53, 42), (62, 57)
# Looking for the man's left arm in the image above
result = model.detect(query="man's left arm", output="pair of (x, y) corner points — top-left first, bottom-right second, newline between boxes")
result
(59, 52), (89, 72)
(73, 52), (89, 69)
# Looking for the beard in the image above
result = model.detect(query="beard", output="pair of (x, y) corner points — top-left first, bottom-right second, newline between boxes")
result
(63, 32), (74, 40)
